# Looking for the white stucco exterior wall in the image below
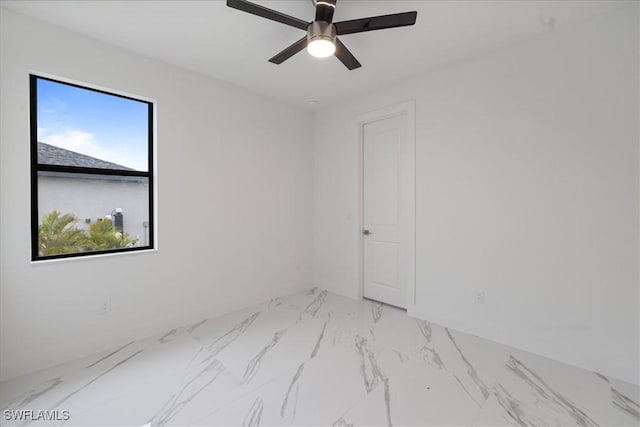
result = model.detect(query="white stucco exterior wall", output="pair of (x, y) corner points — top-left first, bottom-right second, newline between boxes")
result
(38, 173), (150, 246)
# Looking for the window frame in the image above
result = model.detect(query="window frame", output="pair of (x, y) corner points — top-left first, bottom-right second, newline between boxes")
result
(30, 74), (155, 261)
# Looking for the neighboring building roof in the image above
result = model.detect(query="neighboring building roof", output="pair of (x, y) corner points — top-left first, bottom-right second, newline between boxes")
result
(37, 141), (135, 171)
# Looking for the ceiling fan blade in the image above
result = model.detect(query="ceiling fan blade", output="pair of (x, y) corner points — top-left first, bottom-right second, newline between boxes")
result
(315, 0), (337, 23)
(334, 38), (361, 70)
(226, 0), (309, 31)
(334, 11), (417, 35)
(268, 36), (308, 64)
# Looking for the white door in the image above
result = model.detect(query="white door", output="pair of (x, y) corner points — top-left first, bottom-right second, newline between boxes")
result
(363, 112), (410, 309)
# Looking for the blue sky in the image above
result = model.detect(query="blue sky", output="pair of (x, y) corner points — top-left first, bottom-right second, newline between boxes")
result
(37, 78), (149, 171)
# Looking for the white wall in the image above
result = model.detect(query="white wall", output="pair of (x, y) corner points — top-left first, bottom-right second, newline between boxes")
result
(0, 8), (313, 381)
(39, 174), (150, 245)
(313, 4), (639, 384)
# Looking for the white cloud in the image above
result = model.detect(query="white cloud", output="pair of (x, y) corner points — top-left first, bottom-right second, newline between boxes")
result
(41, 127), (114, 161)
(39, 127), (142, 170)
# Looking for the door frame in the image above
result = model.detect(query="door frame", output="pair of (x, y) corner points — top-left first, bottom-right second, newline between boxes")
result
(354, 101), (416, 309)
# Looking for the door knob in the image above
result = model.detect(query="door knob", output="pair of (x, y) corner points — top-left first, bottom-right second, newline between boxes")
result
(363, 229), (372, 236)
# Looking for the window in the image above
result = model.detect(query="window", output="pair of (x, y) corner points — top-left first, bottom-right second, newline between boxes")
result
(30, 75), (154, 260)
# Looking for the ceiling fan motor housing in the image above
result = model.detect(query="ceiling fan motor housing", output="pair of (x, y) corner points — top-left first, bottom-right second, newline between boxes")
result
(307, 21), (336, 45)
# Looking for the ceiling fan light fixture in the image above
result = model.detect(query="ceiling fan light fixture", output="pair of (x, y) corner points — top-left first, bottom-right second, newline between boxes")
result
(226, 0), (417, 70)
(307, 21), (336, 58)
(308, 38), (335, 58)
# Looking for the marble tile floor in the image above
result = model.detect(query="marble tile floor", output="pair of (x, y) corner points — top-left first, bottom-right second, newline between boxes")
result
(1, 288), (638, 427)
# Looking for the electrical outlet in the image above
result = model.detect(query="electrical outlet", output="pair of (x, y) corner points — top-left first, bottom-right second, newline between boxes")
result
(474, 291), (485, 305)
(100, 297), (111, 314)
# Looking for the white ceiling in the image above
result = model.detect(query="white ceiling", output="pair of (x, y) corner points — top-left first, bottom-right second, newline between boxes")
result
(1, 0), (621, 109)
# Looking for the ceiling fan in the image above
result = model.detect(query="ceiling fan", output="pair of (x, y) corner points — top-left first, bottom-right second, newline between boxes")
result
(226, 0), (418, 70)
